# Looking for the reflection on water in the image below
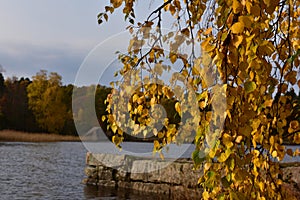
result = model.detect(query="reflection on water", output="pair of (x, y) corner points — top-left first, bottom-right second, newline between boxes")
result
(0, 142), (87, 199)
(0, 142), (173, 200)
(0, 141), (299, 199)
(83, 185), (168, 200)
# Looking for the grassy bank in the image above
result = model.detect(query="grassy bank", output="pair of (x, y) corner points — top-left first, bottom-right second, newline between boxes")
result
(0, 130), (81, 142)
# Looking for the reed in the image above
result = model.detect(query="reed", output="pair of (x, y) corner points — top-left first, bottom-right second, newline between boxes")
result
(0, 130), (81, 142)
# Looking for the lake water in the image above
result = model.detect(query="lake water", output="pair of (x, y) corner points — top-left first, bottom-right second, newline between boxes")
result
(0, 142), (299, 199)
(0, 142), (164, 200)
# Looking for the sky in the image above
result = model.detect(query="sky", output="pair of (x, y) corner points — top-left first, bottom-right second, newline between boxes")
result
(0, 0), (193, 86)
(0, 0), (140, 85)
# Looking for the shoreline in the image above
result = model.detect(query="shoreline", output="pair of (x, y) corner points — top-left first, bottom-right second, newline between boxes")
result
(0, 130), (81, 142)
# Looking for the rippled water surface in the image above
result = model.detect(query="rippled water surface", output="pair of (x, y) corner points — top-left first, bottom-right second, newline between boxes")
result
(0, 142), (158, 200)
(0, 142), (89, 199)
(0, 141), (299, 199)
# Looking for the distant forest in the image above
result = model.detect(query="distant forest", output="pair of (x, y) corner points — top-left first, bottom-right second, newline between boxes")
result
(0, 70), (111, 136)
(0, 70), (299, 143)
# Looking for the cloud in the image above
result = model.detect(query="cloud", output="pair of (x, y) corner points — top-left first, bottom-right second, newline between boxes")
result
(0, 0), (129, 85)
(0, 32), (131, 86)
(0, 64), (5, 73)
(0, 41), (87, 84)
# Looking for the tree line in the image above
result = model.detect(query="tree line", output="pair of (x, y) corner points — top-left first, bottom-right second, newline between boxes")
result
(0, 70), (111, 136)
(0, 69), (189, 139)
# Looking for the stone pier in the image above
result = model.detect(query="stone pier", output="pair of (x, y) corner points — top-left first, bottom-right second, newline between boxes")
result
(83, 153), (203, 199)
(83, 153), (300, 199)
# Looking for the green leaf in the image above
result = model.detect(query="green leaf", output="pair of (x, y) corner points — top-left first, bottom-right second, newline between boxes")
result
(207, 170), (215, 178)
(244, 81), (256, 93)
(221, 176), (231, 188)
(192, 150), (206, 166)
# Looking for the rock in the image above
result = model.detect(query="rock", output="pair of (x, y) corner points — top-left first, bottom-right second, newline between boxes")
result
(98, 180), (116, 187)
(130, 159), (201, 187)
(115, 169), (128, 181)
(84, 166), (97, 178)
(98, 168), (113, 180)
(283, 166), (300, 185)
(87, 153), (126, 168)
(130, 182), (170, 195)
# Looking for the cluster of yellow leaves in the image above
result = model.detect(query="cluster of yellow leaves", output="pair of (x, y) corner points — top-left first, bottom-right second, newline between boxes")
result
(99, 0), (300, 199)
(196, 0), (300, 198)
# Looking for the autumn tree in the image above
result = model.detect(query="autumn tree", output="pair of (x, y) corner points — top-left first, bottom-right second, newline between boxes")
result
(98, 0), (300, 199)
(27, 70), (68, 133)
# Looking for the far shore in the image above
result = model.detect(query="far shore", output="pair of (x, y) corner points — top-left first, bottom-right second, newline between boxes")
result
(0, 130), (81, 142)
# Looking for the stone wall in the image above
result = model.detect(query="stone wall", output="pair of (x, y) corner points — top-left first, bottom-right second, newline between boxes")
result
(83, 153), (203, 199)
(83, 153), (300, 199)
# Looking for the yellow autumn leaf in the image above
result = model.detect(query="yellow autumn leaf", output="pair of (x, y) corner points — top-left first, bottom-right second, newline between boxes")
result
(204, 162), (212, 171)
(266, 0), (279, 14)
(169, 5), (176, 16)
(112, 135), (122, 146)
(251, 4), (261, 16)
(206, 111), (212, 121)
(201, 37), (212, 49)
(284, 71), (297, 85)
(233, 35), (243, 48)
(263, 0), (271, 7)
(264, 99), (273, 107)
(181, 28), (190, 37)
(277, 179), (283, 185)
(232, 0), (242, 14)
(290, 120), (299, 130)
(272, 150), (277, 158)
(245, 1), (252, 13)
(203, 191), (210, 200)
(258, 181), (264, 192)
(235, 135), (243, 143)
(231, 22), (244, 34)
(204, 27), (213, 35)
(170, 53), (177, 64)
(132, 94), (139, 103)
(223, 133), (234, 149)
(111, 124), (118, 133)
(175, 102), (181, 115)
(111, 0), (122, 8)
(251, 118), (261, 130)
(137, 105), (143, 114)
(199, 101), (206, 109)
(270, 135), (275, 145)
(203, 43), (215, 52)
(153, 140), (160, 150)
(238, 16), (253, 29)
(294, 133), (300, 144)
(158, 131), (165, 139)
(101, 115), (106, 122)
(218, 149), (232, 162)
